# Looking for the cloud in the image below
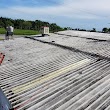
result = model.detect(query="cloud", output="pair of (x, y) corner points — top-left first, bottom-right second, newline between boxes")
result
(1, 0), (110, 20)
(0, 0), (110, 30)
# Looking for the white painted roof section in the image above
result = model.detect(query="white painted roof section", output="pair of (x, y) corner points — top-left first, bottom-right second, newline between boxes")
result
(34, 32), (110, 58)
(56, 30), (110, 41)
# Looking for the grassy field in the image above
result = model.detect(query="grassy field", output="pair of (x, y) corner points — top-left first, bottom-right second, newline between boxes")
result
(0, 28), (40, 35)
(0, 38), (4, 40)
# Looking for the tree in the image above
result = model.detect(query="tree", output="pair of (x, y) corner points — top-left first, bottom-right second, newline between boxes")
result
(90, 28), (96, 32)
(64, 27), (68, 30)
(50, 23), (63, 32)
(102, 28), (108, 33)
(108, 28), (110, 33)
(0, 17), (63, 32)
(14, 19), (24, 29)
(50, 23), (56, 32)
(22, 21), (32, 29)
(0, 20), (4, 28)
(93, 28), (96, 32)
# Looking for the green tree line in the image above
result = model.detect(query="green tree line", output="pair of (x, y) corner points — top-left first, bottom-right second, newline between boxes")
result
(0, 17), (64, 32)
(0, 17), (109, 33)
(65, 27), (110, 33)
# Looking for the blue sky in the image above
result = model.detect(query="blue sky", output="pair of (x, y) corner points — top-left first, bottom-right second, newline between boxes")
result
(0, 0), (110, 30)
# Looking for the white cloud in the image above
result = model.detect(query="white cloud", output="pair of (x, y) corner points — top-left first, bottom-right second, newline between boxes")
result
(2, 0), (109, 20)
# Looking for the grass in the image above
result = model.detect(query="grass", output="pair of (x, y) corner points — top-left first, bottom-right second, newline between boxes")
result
(0, 38), (4, 40)
(0, 28), (40, 35)
(14, 29), (40, 35)
(0, 28), (5, 34)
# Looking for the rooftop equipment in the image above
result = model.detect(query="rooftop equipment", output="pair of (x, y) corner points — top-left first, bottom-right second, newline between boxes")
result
(41, 27), (49, 36)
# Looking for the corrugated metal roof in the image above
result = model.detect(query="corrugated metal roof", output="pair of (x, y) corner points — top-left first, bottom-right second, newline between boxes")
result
(34, 32), (110, 59)
(56, 30), (110, 41)
(1, 31), (110, 110)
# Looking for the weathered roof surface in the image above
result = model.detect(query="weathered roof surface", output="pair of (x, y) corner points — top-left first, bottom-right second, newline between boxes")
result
(56, 30), (110, 41)
(1, 31), (110, 110)
(35, 32), (110, 59)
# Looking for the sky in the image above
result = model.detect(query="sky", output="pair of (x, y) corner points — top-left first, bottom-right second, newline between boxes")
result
(0, 0), (110, 30)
